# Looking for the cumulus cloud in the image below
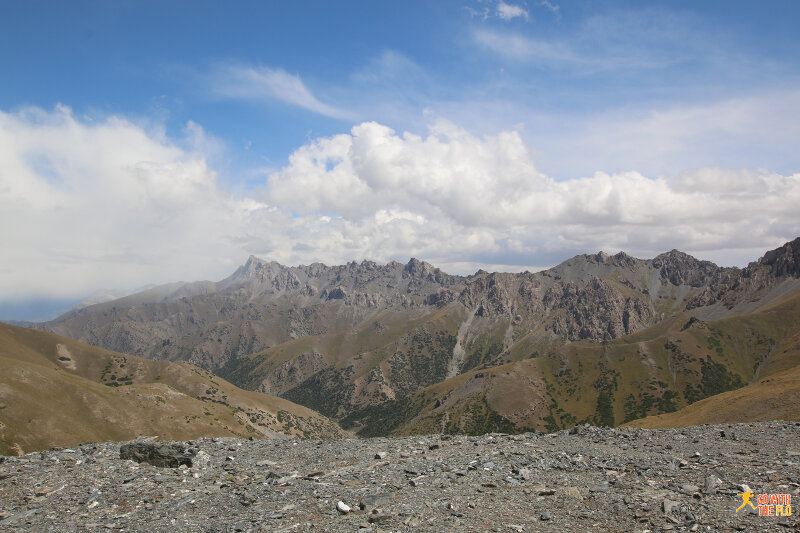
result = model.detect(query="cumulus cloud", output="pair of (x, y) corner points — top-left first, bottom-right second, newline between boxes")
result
(210, 64), (353, 120)
(266, 120), (800, 260)
(1, 106), (798, 303)
(497, 2), (529, 21)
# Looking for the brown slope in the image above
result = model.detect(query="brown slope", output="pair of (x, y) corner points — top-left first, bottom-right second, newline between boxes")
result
(0, 323), (345, 455)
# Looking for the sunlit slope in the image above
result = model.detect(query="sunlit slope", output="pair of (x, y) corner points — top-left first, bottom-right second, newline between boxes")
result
(0, 324), (345, 455)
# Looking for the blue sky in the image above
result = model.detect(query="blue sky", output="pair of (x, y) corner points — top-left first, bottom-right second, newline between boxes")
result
(5, 1), (799, 178)
(1, 1), (800, 319)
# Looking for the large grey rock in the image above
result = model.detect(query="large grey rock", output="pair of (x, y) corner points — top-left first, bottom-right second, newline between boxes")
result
(119, 442), (196, 468)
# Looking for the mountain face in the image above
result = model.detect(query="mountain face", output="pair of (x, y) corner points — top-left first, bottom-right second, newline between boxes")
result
(0, 324), (345, 455)
(43, 249), (738, 368)
(39, 238), (800, 436)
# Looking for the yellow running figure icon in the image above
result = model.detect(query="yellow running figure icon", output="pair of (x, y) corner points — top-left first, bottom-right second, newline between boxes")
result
(737, 490), (757, 512)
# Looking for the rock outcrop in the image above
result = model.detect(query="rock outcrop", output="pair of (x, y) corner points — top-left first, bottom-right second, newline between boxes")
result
(686, 237), (800, 310)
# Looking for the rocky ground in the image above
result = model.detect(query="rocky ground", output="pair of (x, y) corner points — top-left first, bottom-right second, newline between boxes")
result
(1, 422), (799, 532)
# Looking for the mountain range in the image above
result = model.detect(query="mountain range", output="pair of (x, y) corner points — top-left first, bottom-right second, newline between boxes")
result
(32, 237), (800, 437)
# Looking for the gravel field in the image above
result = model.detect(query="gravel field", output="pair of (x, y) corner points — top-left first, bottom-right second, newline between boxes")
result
(1, 422), (799, 532)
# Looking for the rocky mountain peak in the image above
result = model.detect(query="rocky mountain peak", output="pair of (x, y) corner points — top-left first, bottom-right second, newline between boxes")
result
(610, 251), (639, 268)
(651, 249), (696, 265)
(221, 255), (303, 294)
(587, 251), (641, 268)
(41, 238), (800, 376)
(404, 257), (435, 277)
(650, 249), (732, 287)
(238, 255), (275, 277)
(755, 237), (800, 278)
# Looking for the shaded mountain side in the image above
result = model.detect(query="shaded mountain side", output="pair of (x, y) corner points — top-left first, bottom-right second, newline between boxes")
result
(0, 324), (345, 455)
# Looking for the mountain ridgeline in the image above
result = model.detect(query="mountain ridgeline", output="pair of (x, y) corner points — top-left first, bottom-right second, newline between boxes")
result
(40, 238), (800, 436)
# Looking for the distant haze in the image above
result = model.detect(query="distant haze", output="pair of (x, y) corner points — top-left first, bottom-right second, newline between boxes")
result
(0, 299), (79, 323)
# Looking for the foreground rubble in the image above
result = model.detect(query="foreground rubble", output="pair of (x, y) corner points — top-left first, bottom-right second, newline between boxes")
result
(1, 422), (799, 532)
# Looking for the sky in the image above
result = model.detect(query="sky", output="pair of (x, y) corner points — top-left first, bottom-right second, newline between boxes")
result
(1, 0), (800, 320)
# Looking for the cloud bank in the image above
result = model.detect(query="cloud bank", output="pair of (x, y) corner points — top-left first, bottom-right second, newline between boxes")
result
(1, 106), (798, 301)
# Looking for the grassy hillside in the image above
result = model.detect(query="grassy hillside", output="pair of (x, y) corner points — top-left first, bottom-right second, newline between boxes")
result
(0, 324), (345, 455)
(337, 291), (800, 436)
(625, 293), (800, 428)
(625, 363), (800, 428)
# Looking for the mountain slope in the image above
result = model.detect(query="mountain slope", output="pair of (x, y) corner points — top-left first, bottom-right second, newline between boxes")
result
(626, 286), (800, 428)
(44, 247), (733, 371)
(332, 288), (800, 436)
(625, 363), (800, 428)
(0, 324), (345, 455)
(37, 237), (800, 436)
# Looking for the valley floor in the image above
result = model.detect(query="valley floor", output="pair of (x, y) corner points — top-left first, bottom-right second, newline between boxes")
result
(1, 422), (798, 532)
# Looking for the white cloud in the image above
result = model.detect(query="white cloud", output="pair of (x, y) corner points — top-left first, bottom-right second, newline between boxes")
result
(473, 27), (684, 70)
(537, 0), (560, 17)
(351, 50), (428, 86)
(497, 2), (529, 21)
(210, 64), (353, 120)
(265, 119), (800, 265)
(473, 29), (575, 62)
(464, 5), (490, 21)
(428, 89), (800, 180)
(536, 90), (800, 179)
(1, 106), (798, 303)
(0, 106), (265, 299)
(473, 9), (703, 71)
